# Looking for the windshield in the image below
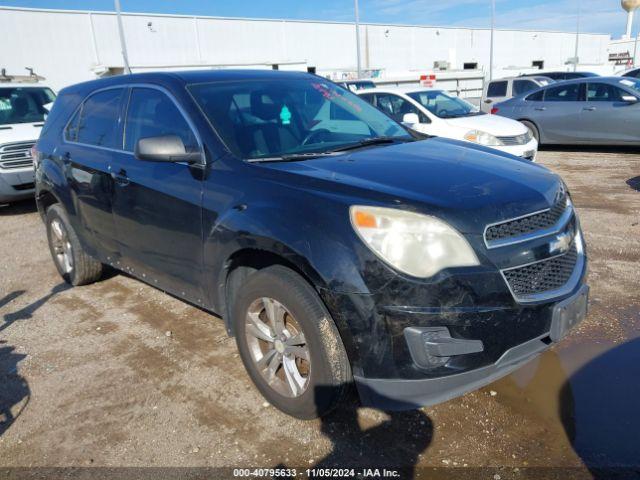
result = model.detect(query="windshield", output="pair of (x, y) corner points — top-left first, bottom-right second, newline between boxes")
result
(188, 78), (410, 160)
(0, 87), (56, 126)
(619, 78), (640, 94)
(406, 90), (481, 119)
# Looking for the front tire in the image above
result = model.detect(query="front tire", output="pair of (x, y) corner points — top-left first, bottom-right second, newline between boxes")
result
(231, 266), (351, 419)
(45, 205), (103, 286)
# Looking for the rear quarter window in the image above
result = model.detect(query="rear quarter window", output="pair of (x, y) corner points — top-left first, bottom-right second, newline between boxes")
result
(526, 90), (544, 101)
(487, 81), (508, 97)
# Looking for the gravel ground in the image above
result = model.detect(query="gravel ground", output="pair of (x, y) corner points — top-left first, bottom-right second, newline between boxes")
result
(0, 148), (639, 477)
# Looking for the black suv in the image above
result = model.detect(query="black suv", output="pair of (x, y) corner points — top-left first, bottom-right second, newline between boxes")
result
(34, 71), (588, 418)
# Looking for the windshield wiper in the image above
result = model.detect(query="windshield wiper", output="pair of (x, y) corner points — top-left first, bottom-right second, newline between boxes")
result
(328, 136), (413, 153)
(247, 152), (340, 163)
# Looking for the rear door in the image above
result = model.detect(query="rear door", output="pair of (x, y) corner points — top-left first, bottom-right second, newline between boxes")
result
(110, 86), (205, 302)
(581, 81), (640, 143)
(482, 80), (508, 112)
(534, 83), (585, 144)
(62, 87), (126, 258)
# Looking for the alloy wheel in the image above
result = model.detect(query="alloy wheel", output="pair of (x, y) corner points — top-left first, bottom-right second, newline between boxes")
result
(50, 218), (73, 274)
(245, 297), (311, 397)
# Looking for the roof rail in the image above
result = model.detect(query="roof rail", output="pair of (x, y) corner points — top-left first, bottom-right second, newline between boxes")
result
(0, 67), (46, 83)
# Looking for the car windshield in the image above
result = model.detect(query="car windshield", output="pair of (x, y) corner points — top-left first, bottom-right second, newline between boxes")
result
(407, 90), (481, 119)
(0, 87), (56, 126)
(188, 78), (410, 161)
(619, 78), (640, 94)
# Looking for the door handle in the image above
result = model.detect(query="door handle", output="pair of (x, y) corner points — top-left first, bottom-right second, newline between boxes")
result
(111, 168), (130, 186)
(534, 107), (547, 111)
(583, 106), (596, 111)
(484, 99), (493, 104)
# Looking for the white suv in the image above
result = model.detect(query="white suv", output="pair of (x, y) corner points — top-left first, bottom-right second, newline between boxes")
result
(0, 83), (56, 204)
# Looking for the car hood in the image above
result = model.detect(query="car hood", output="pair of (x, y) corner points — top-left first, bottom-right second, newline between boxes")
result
(0, 122), (43, 145)
(443, 113), (527, 136)
(260, 138), (561, 234)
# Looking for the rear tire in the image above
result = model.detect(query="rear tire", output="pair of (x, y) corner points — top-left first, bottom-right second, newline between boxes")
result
(521, 120), (540, 145)
(45, 205), (103, 286)
(231, 265), (351, 419)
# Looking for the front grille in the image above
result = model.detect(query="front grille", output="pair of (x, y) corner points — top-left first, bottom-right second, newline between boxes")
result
(497, 132), (531, 146)
(485, 192), (568, 244)
(0, 142), (35, 170)
(503, 243), (578, 298)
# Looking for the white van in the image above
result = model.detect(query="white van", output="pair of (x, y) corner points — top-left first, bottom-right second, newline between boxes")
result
(0, 82), (56, 203)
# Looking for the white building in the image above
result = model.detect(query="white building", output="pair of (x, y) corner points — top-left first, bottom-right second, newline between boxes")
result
(0, 6), (611, 91)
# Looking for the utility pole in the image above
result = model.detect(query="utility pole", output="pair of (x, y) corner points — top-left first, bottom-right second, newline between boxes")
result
(354, 0), (362, 78)
(634, 32), (639, 67)
(573, 0), (581, 72)
(114, 0), (131, 74)
(489, 0), (495, 81)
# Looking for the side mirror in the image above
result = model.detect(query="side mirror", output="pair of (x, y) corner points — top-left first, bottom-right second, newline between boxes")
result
(621, 95), (638, 103)
(134, 135), (202, 164)
(402, 113), (420, 126)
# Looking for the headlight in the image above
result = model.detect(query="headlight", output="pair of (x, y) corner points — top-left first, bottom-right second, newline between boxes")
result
(464, 130), (503, 146)
(350, 206), (480, 278)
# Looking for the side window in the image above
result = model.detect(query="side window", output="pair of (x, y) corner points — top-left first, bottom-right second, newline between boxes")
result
(487, 81), (507, 97)
(544, 83), (582, 102)
(526, 90), (544, 102)
(587, 83), (625, 102)
(358, 93), (376, 106)
(65, 108), (81, 142)
(73, 89), (124, 148)
(124, 88), (198, 152)
(375, 94), (422, 123)
(513, 80), (538, 96)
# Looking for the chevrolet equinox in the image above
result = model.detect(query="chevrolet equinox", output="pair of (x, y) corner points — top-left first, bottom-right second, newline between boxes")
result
(34, 71), (589, 419)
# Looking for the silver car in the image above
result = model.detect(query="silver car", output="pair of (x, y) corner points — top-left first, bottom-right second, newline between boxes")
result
(492, 77), (640, 145)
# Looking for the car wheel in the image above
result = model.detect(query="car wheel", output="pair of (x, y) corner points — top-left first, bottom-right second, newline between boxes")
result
(45, 204), (103, 286)
(521, 120), (540, 145)
(232, 265), (352, 419)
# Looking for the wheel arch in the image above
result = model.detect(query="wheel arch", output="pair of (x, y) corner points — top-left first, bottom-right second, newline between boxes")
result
(220, 247), (328, 337)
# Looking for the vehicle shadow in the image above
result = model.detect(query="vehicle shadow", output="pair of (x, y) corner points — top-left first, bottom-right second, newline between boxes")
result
(0, 199), (37, 216)
(626, 176), (640, 192)
(540, 145), (640, 155)
(271, 385), (433, 477)
(559, 337), (640, 476)
(0, 283), (70, 334)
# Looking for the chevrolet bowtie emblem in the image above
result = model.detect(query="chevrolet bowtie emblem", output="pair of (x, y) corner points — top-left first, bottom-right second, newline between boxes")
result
(549, 232), (572, 255)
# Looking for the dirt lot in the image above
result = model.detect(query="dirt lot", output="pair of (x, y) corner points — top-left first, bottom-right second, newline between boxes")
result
(1, 148), (639, 478)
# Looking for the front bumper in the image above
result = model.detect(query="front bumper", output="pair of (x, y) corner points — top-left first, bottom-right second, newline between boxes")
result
(0, 167), (35, 203)
(320, 254), (588, 410)
(492, 138), (538, 161)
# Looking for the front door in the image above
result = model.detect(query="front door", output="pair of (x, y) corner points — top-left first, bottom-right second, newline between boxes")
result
(581, 81), (640, 143)
(110, 86), (205, 303)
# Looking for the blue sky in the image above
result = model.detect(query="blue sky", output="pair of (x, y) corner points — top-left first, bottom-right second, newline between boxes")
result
(0, 0), (632, 37)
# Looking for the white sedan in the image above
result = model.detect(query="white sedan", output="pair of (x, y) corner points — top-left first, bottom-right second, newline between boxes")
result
(357, 87), (538, 160)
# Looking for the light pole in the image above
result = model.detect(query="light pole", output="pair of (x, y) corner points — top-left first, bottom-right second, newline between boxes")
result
(354, 0), (362, 78)
(573, 0), (581, 72)
(489, 0), (495, 81)
(114, 0), (131, 74)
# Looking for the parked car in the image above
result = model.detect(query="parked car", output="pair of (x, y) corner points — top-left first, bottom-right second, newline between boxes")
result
(0, 82), (56, 203)
(35, 70), (588, 418)
(357, 87), (537, 160)
(620, 67), (640, 78)
(521, 71), (599, 82)
(492, 76), (640, 145)
(481, 76), (554, 112)
(337, 80), (376, 92)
